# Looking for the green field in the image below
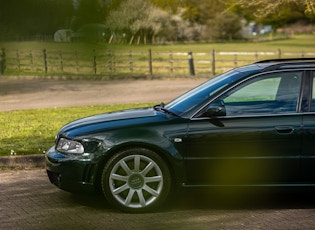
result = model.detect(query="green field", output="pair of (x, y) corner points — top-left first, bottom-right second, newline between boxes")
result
(0, 103), (155, 156)
(1, 34), (315, 52)
(0, 34), (315, 156)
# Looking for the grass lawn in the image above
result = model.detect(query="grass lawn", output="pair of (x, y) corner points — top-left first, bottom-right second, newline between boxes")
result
(1, 34), (315, 53)
(0, 103), (155, 156)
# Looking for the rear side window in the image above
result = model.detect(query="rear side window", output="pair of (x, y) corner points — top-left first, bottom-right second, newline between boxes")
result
(311, 73), (315, 112)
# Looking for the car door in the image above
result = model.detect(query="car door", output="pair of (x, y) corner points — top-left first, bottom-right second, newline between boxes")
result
(185, 71), (303, 186)
(301, 71), (315, 183)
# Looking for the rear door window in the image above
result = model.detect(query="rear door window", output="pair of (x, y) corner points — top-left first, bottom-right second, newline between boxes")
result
(311, 73), (315, 112)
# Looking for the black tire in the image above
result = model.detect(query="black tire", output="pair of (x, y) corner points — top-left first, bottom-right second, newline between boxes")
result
(101, 148), (171, 213)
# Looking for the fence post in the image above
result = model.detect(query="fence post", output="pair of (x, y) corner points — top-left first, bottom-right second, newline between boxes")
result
(16, 50), (21, 72)
(211, 49), (216, 76)
(129, 51), (133, 73)
(93, 50), (97, 75)
(148, 49), (153, 77)
(107, 51), (115, 76)
(43, 49), (48, 73)
(0, 48), (6, 75)
(75, 50), (79, 73)
(29, 50), (34, 72)
(234, 54), (238, 67)
(169, 51), (173, 77)
(59, 50), (64, 73)
(107, 51), (111, 75)
(188, 51), (195, 76)
(278, 48), (282, 59)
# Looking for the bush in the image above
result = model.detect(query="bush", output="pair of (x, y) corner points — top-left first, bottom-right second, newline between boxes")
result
(203, 13), (243, 41)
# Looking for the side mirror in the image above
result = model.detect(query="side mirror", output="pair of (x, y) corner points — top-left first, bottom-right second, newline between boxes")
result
(204, 100), (226, 117)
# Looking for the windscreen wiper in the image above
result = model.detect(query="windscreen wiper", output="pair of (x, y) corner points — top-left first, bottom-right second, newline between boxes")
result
(153, 103), (179, 117)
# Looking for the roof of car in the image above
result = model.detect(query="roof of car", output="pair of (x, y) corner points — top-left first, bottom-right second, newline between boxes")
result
(256, 58), (315, 64)
(255, 58), (315, 72)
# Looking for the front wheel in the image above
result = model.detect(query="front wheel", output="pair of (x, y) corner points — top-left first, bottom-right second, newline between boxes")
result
(101, 148), (171, 213)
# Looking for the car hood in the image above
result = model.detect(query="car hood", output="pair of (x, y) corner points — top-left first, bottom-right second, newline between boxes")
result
(58, 107), (160, 138)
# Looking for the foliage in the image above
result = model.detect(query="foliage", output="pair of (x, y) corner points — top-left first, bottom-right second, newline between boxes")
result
(205, 13), (243, 40)
(182, 0), (228, 24)
(235, 0), (315, 16)
(0, 0), (73, 35)
(71, 0), (106, 30)
(0, 0), (314, 42)
(105, 0), (170, 42)
(233, 0), (315, 24)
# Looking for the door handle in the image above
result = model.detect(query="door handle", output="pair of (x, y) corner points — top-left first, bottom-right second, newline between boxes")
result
(275, 126), (294, 135)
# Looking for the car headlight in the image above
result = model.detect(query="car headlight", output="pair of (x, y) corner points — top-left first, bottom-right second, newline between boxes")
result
(56, 138), (84, 154)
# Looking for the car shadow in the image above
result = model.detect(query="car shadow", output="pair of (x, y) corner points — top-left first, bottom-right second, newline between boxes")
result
(67, 192), (114, 210)
(66, 187), (315, 213)
(169, 187), (315, 211)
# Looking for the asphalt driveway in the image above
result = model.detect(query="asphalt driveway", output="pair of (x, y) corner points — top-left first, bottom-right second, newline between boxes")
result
(0, 77), (206, 111)
(1, 168), (315, 230)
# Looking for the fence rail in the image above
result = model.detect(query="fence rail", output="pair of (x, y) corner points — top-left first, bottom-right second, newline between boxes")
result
(1, 48), (315, 78)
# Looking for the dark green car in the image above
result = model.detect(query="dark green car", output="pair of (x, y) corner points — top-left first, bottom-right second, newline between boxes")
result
(46, 58), (315, 213)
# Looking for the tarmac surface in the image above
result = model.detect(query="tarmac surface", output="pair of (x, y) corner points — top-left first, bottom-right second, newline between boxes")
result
(0, 77), (207, 111)
(1, 168), (315, 229)
(1, 78), (315, 229)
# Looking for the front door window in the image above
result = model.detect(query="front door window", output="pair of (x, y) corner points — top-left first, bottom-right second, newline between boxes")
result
(221, 72), (302, 116)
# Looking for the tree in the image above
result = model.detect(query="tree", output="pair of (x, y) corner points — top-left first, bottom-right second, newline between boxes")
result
(71, 0), (106, 30)
(234, 0), (315, 18)
(181, 0), (228, 24)
(229, 0), (315, 29)
(205, 13), (242, 40)
(0, 0), (73, 36)
(150, 0), (185, 13)
(105, 0), (170, 43)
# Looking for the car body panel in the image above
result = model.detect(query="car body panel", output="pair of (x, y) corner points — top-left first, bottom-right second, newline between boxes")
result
(301, 114), (315, 182)
(185, 114), (302, 185)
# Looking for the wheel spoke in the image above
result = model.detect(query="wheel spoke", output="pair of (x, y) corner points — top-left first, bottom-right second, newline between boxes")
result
(134, 155), (141, 172)
(143, 184), (159, 197)
(144, 175), (162, 183)
(113, 183), (129, 195)
(125, 189), (135, 206)
(136, 190), (146, 207)
(141, 161), (155, 176)
(119, 160), (132, 175)
(111, 173), (128, 182)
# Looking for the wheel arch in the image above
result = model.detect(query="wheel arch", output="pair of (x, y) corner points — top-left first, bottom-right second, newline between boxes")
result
(93, 141), (186, 192)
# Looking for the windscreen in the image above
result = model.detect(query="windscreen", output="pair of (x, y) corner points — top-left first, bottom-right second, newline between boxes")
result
(165, 68), (259, 115)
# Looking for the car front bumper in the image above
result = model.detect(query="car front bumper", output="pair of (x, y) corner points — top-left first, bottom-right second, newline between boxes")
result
(45, 147), (97, 193)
